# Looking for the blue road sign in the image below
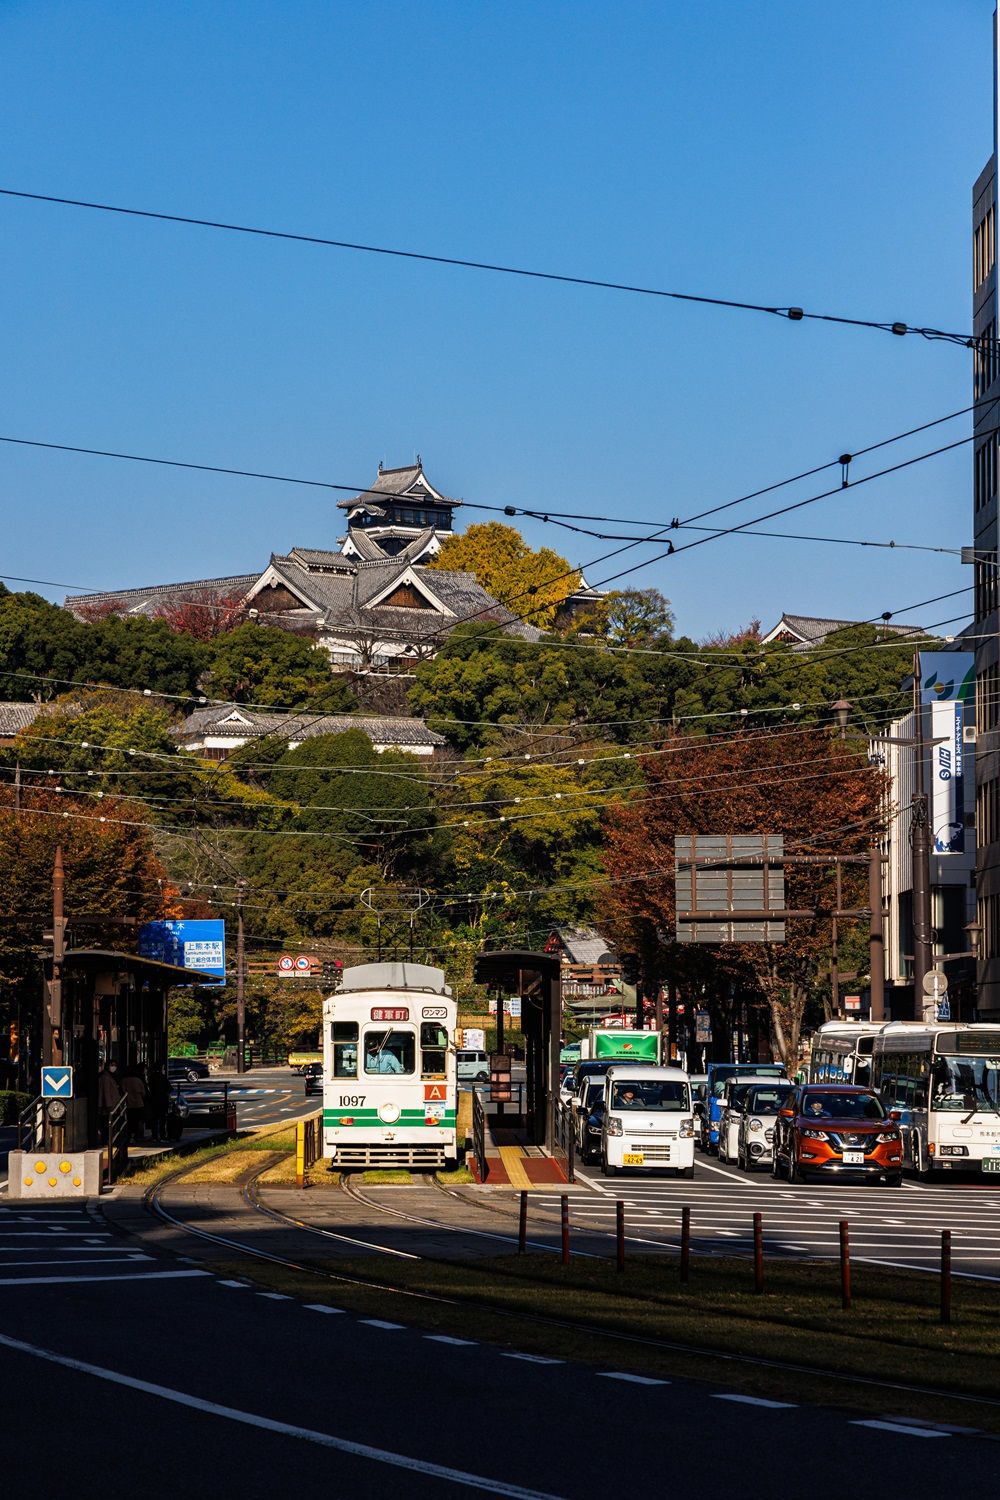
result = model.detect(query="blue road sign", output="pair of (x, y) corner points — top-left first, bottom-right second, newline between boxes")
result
(138, 919), (226, 984)
(41, 1066), (73, 1099)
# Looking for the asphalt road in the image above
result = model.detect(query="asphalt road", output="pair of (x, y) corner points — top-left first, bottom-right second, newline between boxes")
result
(539, 1154), (1000, 1278)
(0, 1200), (996, 1499)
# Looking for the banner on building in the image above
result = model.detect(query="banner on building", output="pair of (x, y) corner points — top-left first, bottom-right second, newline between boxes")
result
(930, 700), (964, 854)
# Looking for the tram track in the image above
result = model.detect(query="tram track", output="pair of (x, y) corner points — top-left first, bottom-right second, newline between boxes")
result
(134, 1153), (1000, 1416)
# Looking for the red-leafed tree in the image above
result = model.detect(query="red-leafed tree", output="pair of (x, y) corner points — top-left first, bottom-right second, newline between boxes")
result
(155, 590), (248, 641)
(600, 726), (885, 1068)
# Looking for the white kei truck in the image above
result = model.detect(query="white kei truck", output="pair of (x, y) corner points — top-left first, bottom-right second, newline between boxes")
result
(600, 1063), (695, 1177)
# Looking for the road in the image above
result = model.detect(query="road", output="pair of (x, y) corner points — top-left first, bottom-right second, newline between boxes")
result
(0, 1199), (996, 1499)
(534, 1155), (1000, 1278)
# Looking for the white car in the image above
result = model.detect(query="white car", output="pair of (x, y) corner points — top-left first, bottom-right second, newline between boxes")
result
(601, 1065), (695, 1177)
(717, 1075), (783, 1164)
(736, 1081), (796, 1171)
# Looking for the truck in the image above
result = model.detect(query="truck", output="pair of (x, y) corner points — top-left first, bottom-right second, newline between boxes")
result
(579, 1028), (662, 1064)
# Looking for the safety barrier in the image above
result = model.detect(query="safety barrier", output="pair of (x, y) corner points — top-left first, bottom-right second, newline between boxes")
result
(296, 1109), (323, 1187)
(104, 1095), (129, 1186)
(472, 1087), (487, 1181)
(550, 1095), (576, 1184)
(17, 1096), (44, 1152)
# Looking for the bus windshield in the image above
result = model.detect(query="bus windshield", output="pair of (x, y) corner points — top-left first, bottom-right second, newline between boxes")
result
(611, 1081), (689, 1111)
(930, 1056), (1000, 1112)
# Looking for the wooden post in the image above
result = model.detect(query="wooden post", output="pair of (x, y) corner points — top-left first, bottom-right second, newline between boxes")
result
(680, 1205), (691, 1283)
(839, 1219), (852, 1310)
(616, 1199), (625, 1273)
(753, 1211), (764, 1293)
(940, 1229), (952, 1325)
(560, 1193), (570, 1266)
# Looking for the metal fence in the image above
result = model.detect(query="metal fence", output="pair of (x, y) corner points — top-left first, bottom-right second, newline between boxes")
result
(17, 1096), (44, 1152)
(550, 1095), (576, 1184)
(472, 1087), (487, 1182)
(296, 1110), (323, 1187)
(104, 1095), (129, 1185)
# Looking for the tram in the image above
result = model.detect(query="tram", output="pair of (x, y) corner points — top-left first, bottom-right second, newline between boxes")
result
(321, 961), (458, 1170)
(808, 1020), (883, 1087)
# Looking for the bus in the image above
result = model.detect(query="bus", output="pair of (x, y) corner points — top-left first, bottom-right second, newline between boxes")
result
(870, 1022), (1000, 1176)
(322, 961), (458, 1171)
(808, 1021), (884, 1087)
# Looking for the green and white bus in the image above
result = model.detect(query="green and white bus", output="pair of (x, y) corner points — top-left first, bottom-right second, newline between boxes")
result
(322, 961), (458, 1170)
(870, 1023), (1000, 1176)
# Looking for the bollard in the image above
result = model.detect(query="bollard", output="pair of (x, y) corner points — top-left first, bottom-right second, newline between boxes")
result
(616, 1199), (625, 1273)
(518, 1190), (528, 1254)
(560, 1193), (570, 1266)
(941, 1229), (952, 1325)
(296, 1119), (306, 1189)
(839, 1219), (852, 1310)
(680, 1205), (691, 1283)
(753, 1211), (764, 1294)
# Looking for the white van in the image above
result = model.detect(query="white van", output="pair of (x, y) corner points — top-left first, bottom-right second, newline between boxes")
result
(601, 1065), (695, 1177)
(456, 1049), (490, 1083)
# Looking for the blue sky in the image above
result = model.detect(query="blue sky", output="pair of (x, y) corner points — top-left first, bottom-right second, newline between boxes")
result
(0, 0), (993, 640)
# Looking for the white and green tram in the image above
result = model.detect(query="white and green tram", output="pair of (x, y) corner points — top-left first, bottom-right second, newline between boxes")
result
(871, 1022), (1000, 1177)
(322, 961), (458, 1170)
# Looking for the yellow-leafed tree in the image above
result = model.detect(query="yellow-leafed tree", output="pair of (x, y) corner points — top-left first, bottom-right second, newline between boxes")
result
(427, 522), (580, 629)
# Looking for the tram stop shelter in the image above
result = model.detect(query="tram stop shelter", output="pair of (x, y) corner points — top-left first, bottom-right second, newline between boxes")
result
(472, 949), (561, 1152)
(41, 947), (218, 1152)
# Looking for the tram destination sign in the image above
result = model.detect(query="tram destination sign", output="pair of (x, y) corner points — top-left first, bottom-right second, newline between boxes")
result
(371, 1006), (409, 1022)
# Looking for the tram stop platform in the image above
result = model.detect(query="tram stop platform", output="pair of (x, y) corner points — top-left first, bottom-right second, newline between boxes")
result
(469, 1118), (568, 1189)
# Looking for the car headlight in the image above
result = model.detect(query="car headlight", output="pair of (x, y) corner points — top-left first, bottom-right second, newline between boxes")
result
(801, 1129), (827, 1141)
(749, 1118), (763, 1131)
(876, 1131), (900, 1144)
(606, 1117), (623, 1136)
(679, 1117), (695, 1138)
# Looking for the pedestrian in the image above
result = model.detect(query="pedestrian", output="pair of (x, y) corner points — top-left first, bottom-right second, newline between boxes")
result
(122, 1066), (148, 1143)
(97, 1058), (123, 1139)
(147, 1064), (172, 1144)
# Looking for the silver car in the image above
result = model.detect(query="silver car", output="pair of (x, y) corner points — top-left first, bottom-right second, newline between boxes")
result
(736, 1081), (795, 1171)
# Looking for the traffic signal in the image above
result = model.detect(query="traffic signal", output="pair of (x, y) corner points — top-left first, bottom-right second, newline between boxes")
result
(322, 959), (343, 980)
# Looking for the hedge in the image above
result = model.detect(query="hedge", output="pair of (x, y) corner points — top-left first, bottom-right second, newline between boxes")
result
(0, 1090), (31, 1124)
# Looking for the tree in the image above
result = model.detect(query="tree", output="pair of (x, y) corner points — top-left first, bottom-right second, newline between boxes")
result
(564, 588), (675, 647)
(427, 522), (580, 628)
(204, 623), (356, 710)
(155, 589), (248, 641)
(600, 727), (885, 1069)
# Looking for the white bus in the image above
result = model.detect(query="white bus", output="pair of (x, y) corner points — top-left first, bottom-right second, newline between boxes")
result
(809, 1021), (883, 1087)
(322, 961), (458, 1170)
(870, 1022), (1000, 1177)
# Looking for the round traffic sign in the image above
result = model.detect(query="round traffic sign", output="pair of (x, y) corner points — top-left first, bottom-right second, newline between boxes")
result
(277, 955), (294, 972)
(294, 954), (312, 971)
(922, 969), (948, 997)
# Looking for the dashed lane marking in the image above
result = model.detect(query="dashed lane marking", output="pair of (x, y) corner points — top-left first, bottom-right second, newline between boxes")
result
(259, 1292), (292, 1300)
(0, 1330), (569, 1500)
(360, 1319), (405, 1330)
(712, 1394), (796, 1409)
(425, 1335), (477, 1346)
(598, 1372), (669, 1386)
(218, 1279), (251, 1288)
(851, 1420), (950, 1438)
(304, 1304), (346, 1315)
(0, 1270), (210, 1287)
(501, 1353), (563, 1365)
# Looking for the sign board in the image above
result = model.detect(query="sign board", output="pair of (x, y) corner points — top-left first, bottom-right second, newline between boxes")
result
(462, 1027), (486, 1050)
(695, 1008), (712, 1043)
(506, 997), (522, 1019)
(930, 701), (965, 854)
(675, 834), (786, 943)
(937, 998), (952, 1021)
(922, 970), (949, 999)
(593, 1030), (659, 1062)
(138, 920), (226, 984)
(844, 994), (861, 1012)
(41, 1066), (73, 1099)
(371, 1007), (409, 1022)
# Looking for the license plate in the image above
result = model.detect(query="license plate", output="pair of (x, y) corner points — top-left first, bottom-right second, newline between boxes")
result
(983, 1158), (1000, 1174)
(841, 1150), (866, 1165)
(622, 1152), (645, 1165)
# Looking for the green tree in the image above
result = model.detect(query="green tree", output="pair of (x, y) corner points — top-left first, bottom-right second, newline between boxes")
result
(564, 588), (675, 646)
(427, 522), (580, 628)
(204, 623), (356, 709)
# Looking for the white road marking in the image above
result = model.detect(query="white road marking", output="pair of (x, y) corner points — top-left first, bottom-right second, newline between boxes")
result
(304, 1304), (346, 1314)
(712, 1394), (796, 1409)
(598, 1372), (669, 1386)
(0, 1330), (568, 1499)
(258, 1292), (292, 1300)
(501, 1353), (563, 1365)
(425, 1335), (477, 1346)
(0, 1257), (152, 1268)
(360, 1319), (405, 1330)
(851, 1420), (949, 1438)
(218, 1279), (250, 1288)
(0, 1270), (210, 1287)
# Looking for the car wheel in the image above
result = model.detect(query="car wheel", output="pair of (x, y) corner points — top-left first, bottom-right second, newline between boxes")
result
(679, 1164), (695, 1179)
(738, 1144), (747, 1172)
(476, 1071), (488, 1082)
(186, 1069), (199, 1082)
(602, 1155), (616, 1177)
(790, 1150), (806, 1185)
(771, 1146), (784, 1180)
(885, 1173), (903, 1187)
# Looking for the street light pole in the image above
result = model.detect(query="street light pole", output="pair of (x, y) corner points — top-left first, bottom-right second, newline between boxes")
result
(235, 877), (247, 1075)
(910, 653), (934, 1000)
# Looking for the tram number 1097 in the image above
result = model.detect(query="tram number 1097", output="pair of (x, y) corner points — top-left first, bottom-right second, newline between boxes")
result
(338, 1095), (366, 1107)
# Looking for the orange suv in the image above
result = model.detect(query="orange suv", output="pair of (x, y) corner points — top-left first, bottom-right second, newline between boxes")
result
(772, 1084), (903, 1186)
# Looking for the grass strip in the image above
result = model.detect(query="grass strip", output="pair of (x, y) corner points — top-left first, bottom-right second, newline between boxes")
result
(199, 1250), (1000, 1431)
(119, 1121), (296, 1187)
(361, 1169), (414, 1185)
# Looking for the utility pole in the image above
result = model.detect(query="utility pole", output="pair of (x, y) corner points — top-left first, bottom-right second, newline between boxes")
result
(45, 845), (66, 1069)
(910, 652), (933, 1001)
(235, 877), (247, 1075)
(869, 845), (885, 1023)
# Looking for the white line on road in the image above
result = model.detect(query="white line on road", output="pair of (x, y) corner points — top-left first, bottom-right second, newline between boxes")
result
(712, 1394), (796, 1409)
(501, 1353), (563, 1365)
(425, 1335), (477, 1346)
(598, 1372), (669, 1386)
(259, 1292), (292, 1300)
(304, 1304), (346, 1314)
(851, 1420), (949, 1438)
(0, 1270), (210, 1286)
(0, 1330), (570, 1499)
(360, 1319), (405, 1330)
(218, 1279), (250, 1288)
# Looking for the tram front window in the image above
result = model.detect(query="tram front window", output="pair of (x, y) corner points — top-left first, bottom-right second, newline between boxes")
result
(421, 1023), (448, 1077)
(364, 1029), (415, 1075)
(332, 1022), (358, 1078)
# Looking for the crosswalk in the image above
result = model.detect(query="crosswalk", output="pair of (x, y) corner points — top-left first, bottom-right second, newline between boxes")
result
(0, 1203), (207, 1287)
(530, 1165), (1000, 1277)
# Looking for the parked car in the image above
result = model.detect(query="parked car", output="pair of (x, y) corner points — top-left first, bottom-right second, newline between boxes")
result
(735, 1081), (795, 1171)
(772, 1084), (904, 1185)
(717, 1075), (779, 1164)
(456, 1050), (490, 1083)
(167, 1058), (210, 1083)
(303, 1061), (322, 1096)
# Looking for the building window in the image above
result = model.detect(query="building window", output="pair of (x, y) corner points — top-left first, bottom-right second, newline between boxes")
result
(977, 776), (1000, 850)
(975, 437), (997, 511)
(975, 205), (996, 291)
(977, 661), (1000, 735)
(976, 318), (999, 399)
(976, 556), (998, 620)
(980, 892), (1000, 961)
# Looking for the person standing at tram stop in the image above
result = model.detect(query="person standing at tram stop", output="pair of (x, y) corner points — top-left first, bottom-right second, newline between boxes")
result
(97, 1059), (123, 1136)
(147, 1064), (172, 1144)
(122, 1066), (148, 1142)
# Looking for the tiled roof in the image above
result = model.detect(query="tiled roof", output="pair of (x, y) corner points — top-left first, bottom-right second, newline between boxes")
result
(66, 574), (260, 619)
(336, 461), (460, 512)
(176, 705), (445, 747)
(0, 701), (47, 736)
(551, 926), (617, 965)
(763, 613), (925, 647)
